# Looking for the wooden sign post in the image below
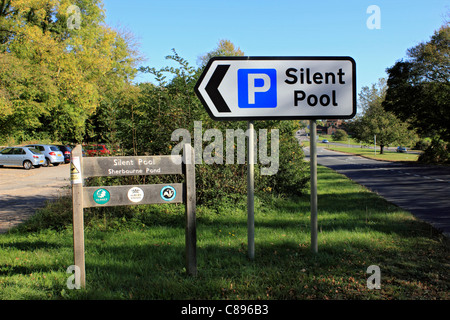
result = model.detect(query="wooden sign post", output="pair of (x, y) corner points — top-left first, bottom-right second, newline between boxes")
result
(70, 145), (85, 288)
(70, 144), (197, 288)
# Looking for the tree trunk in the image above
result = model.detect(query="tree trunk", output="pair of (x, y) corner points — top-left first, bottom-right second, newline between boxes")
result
(380, 144), (384, 154)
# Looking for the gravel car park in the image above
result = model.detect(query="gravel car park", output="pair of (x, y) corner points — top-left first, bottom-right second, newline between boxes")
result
(0, 146), (46, 170)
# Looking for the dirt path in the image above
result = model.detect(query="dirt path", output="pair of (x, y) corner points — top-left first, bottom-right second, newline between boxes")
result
(0, 164), (70, 233)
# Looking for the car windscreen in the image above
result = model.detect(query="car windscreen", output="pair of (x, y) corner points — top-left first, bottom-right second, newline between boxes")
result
(50, 146), (61, 151)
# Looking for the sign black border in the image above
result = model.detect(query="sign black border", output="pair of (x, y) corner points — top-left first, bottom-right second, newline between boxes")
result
(194, 56), (357, 121)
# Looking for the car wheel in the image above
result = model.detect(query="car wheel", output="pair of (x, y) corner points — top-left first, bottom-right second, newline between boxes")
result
(43, 158), (50, 167)
(23, 160), (33, 170)
(53, 163), (59, 166)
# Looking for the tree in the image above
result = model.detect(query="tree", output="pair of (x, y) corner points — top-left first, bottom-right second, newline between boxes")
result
(0, 0), (139, 143)
(383, 24), (450, 143)
(197, 39), (244, 67)
(132, 42), (308, 204)
(349, 79), (415, 154)
(333, 129), (348, 141)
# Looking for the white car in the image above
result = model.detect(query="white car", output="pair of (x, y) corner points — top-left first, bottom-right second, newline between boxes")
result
(0, 146), (46, 170)
(25, 144), (65, 167)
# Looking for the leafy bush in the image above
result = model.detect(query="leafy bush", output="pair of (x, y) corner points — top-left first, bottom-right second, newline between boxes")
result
(418, 139), (450, 163)
(332, 129), (348, 141)
(414, 139), (431, 151)
(113, 51), (309, 205)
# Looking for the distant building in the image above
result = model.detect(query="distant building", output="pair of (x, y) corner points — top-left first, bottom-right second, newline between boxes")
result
(317, 119), (345, 135)
(325, 119), (343, 135)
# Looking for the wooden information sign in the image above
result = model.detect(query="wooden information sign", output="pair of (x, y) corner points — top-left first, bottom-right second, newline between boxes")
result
(71, 144), (197, 288)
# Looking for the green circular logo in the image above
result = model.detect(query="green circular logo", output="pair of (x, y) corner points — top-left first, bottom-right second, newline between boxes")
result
(93, 188), (110, 205)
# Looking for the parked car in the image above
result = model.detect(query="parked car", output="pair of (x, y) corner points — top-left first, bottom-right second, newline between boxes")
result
(322, 139), (329, 143)
(396, 146), (407, 153)
(24, 144), (64, 167)
(56, 145), (72, 163)
(0, 146), (45, 170)
(83, 144), (111, 156)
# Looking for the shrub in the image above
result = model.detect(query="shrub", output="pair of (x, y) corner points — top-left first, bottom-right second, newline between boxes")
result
(414, 139), (431, 151)
(332, 129), (348, 141)
(114, 54), (309, 206)
(418, 139), (449, 163)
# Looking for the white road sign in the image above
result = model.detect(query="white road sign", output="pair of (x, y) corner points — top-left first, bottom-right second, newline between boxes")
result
(195, 56), (356, 120)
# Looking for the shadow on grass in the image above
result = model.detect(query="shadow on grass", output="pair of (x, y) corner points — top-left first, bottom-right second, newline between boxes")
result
(0, 263), (60, 276)
(67, 229), (447, 300)
(3, 240), (63, 251)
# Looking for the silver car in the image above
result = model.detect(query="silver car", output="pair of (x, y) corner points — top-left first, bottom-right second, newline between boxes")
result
(0, 147), (46, 170)
(24, 144), (65, 167)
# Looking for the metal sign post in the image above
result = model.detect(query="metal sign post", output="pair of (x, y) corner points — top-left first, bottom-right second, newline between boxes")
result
(247, 121), (255, 260)
(309, 120), (318, 254)
(374, 135), (377, 155)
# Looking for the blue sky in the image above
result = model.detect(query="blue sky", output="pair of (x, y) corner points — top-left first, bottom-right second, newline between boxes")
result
(103, 0), (449, 93)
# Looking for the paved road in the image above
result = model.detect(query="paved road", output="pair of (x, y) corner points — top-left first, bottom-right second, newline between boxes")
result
(0, 164), (70, 233)
(303, 146), (450, 237)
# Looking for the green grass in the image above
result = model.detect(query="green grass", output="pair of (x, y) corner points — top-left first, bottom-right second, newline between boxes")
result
(318, 134), (362, 146)
(311, 135), (421, 161)
(323, 145), (420, 162)
(0, 165), (448, 300)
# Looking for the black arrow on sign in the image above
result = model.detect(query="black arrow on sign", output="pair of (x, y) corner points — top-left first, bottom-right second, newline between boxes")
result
(204, 64), (231, 113)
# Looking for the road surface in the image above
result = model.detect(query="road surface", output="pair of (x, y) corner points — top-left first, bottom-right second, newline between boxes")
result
(303, 146), (450, 237)
(0, 164), (70, 233)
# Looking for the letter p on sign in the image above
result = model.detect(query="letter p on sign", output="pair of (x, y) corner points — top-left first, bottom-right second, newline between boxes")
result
(238, 69), (277, 108)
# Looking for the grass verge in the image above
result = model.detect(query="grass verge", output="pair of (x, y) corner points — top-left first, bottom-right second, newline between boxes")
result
(0, 165), (448, 300)
(323, 145), (420, 162)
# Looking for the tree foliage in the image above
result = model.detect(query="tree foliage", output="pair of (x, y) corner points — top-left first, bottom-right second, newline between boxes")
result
(349, 79), (415, 154)
(197, 39), (244, 67)
(130, 46), (308, 204)
(383, 24), (450, 142)
(383, 24), (450, 162)
(0, 6), (308, 202)
(332, 129), (348, 141)
(0, 0), (139, 143)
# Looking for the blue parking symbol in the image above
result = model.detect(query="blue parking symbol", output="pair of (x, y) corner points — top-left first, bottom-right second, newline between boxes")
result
(238, 69), (277, 108)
